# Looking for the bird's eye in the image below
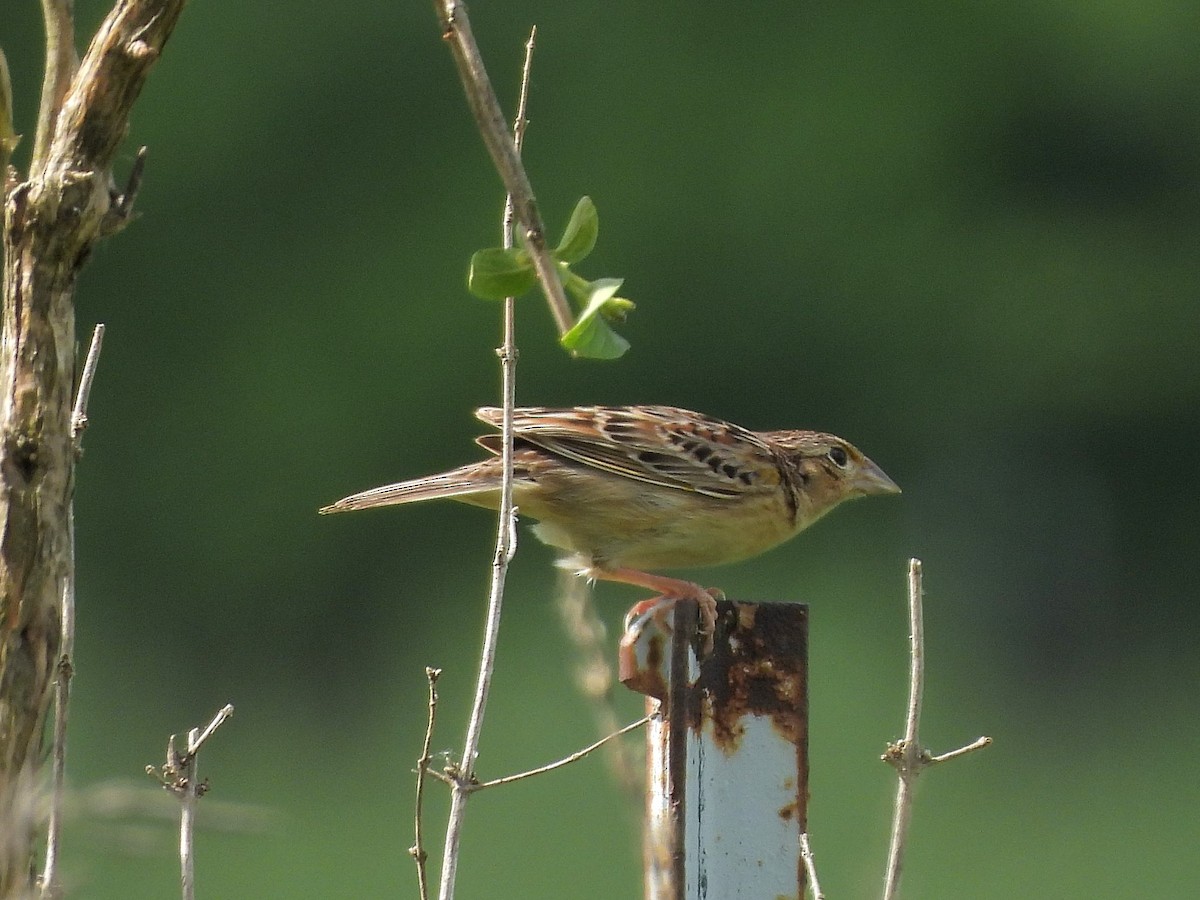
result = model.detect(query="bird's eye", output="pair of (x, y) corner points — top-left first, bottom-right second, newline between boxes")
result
(828, 446), (849, 468)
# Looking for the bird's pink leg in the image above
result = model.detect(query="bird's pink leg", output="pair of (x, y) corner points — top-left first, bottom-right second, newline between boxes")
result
(592, 567), (720, 636)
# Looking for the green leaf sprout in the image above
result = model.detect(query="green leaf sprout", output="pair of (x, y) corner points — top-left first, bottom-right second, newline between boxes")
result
(466, 196), (633, 359)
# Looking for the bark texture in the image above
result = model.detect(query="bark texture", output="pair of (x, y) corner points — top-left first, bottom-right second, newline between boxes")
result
(0, 2), (188, 893)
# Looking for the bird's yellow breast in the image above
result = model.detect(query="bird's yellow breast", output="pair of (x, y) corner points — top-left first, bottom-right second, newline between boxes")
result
(510, 467), (802, 571)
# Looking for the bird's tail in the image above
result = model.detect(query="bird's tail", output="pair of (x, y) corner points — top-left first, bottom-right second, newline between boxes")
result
(319, 462), (501, 514)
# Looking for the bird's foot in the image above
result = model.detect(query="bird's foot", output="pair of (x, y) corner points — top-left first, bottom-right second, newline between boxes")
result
(590, 566), (720, 643)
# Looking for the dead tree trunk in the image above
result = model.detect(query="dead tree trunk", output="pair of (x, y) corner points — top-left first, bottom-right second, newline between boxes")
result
(0, 2), (188, 893)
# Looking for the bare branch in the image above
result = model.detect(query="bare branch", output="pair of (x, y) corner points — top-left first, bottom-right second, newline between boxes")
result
(187, 704), (234, 757)
(44, 1), (188, 177)
(39, 323), (107, 899)
(423, 768), (455, 788)
(178, 727), (200, 900)
(881, 558), (925, 900)
(436, 29), (536, 900)
(32, 0), (79, 174)
(902, 558), (924, 748)
(881, 559), (992, 900)
(99, 145), (148, 237)
(929, 735), (992, 765)
(470, 715), (650, 790)
(800, 833), (826, 900)
(145, 705), (234, 796)
(71, 322), (106, 446)
(3, 7), (189, 890)
(144, 705), (234, 900)
(411, 667), (441, 900)
(433, 3), (575, 338)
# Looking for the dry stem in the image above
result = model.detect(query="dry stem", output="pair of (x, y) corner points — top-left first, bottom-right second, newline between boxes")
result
(469, 714), (649, 791)
(881, 559), (991, 900)
(178, 727), (200, 900)
(433, 2), (574, 337)
(411, 667), (441, 900)
(800, 832), (826, 900)
(435, 27), (535, 900)
(423, 715), (651, 794)
(39, 324), (105, 899)
(32, 0), (79, 173)
(145, 705), (235, 900)
(1, 3), (188, 894)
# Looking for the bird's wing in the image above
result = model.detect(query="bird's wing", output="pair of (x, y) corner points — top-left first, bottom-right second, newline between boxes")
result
(475, 405), (781, 498)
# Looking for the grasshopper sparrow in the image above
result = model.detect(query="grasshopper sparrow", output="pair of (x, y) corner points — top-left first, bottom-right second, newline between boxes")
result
(321, 406), (900, 627)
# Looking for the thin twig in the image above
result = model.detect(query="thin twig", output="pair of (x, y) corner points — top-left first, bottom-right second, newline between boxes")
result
(434, 3), (575, 338)
(423, 768), (455, 788)
(114, 146), (148, 217)
(929, 735), (991, 764)
(436, 29), (536, 900)
(471, 714), (650, 790)
(179, 726), (200, 900)
(40, 324), (106, 899)
(422, 715), (649, 790)
(903, 558), (924, 747)
(187, 704), (235, 757)
(800, 833), (826, 900)
(71, 323), (106, 447)
(143, 706), (234, 900)
(881, 559), (991, 900)
(881, 559), (925, 900)
(411, 667), (441, 900)
(39, 508), (74, 900)
(100, 146), (149, 237)
(32, 0), (78, 174)
(180, 706), (234, 900)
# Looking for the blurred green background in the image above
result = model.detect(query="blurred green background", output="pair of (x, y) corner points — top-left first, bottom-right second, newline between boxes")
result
(6, 1), (1200, 896)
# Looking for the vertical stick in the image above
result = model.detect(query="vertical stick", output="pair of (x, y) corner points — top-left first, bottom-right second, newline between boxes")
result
(40, 323), (104, 899)
(2, 5), (188, 894)
(411, 667), (441, 900)
(881, 559), (992, 899)
(145, 706), (233, 900)
(882, 559), (924, 899)
(436, 29), (536, 900)
(179, 728), (200, 900)
(433, 2), (575, 337)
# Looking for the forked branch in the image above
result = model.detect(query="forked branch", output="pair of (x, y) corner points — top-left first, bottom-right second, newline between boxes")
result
(39, 324), (106, 900)
(881, 559), (992, 899)
(433, 1), (574, 337)
(146, 704), (235, 900)
(435, 26), (536, 900)
(1, 3), (189, 895)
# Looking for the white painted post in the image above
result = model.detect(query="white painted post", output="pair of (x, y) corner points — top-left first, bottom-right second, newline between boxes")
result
(620, 599), (810, 899)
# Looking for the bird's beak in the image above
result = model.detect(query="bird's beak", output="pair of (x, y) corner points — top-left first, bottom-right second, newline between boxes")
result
(852, 457), (901, 496)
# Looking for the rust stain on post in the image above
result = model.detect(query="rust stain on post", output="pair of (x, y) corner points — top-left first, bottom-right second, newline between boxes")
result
(695, 601), (809, 751)
(623, 599), (810, 899)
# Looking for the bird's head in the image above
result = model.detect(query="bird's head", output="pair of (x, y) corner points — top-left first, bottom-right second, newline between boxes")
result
(769, 430), (901, 519)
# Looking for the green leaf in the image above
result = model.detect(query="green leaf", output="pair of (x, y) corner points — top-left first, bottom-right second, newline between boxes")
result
(554, 196), (599, 264)
(600, 296), (635, 322)
(560, 278), (631, 360)
(468, 247), (537, 300)
(560, 268), (593, 304)
(561, 313), (631, 360)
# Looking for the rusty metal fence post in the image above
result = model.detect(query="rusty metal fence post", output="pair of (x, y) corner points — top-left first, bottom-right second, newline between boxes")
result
(621, 599), (810, 900)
